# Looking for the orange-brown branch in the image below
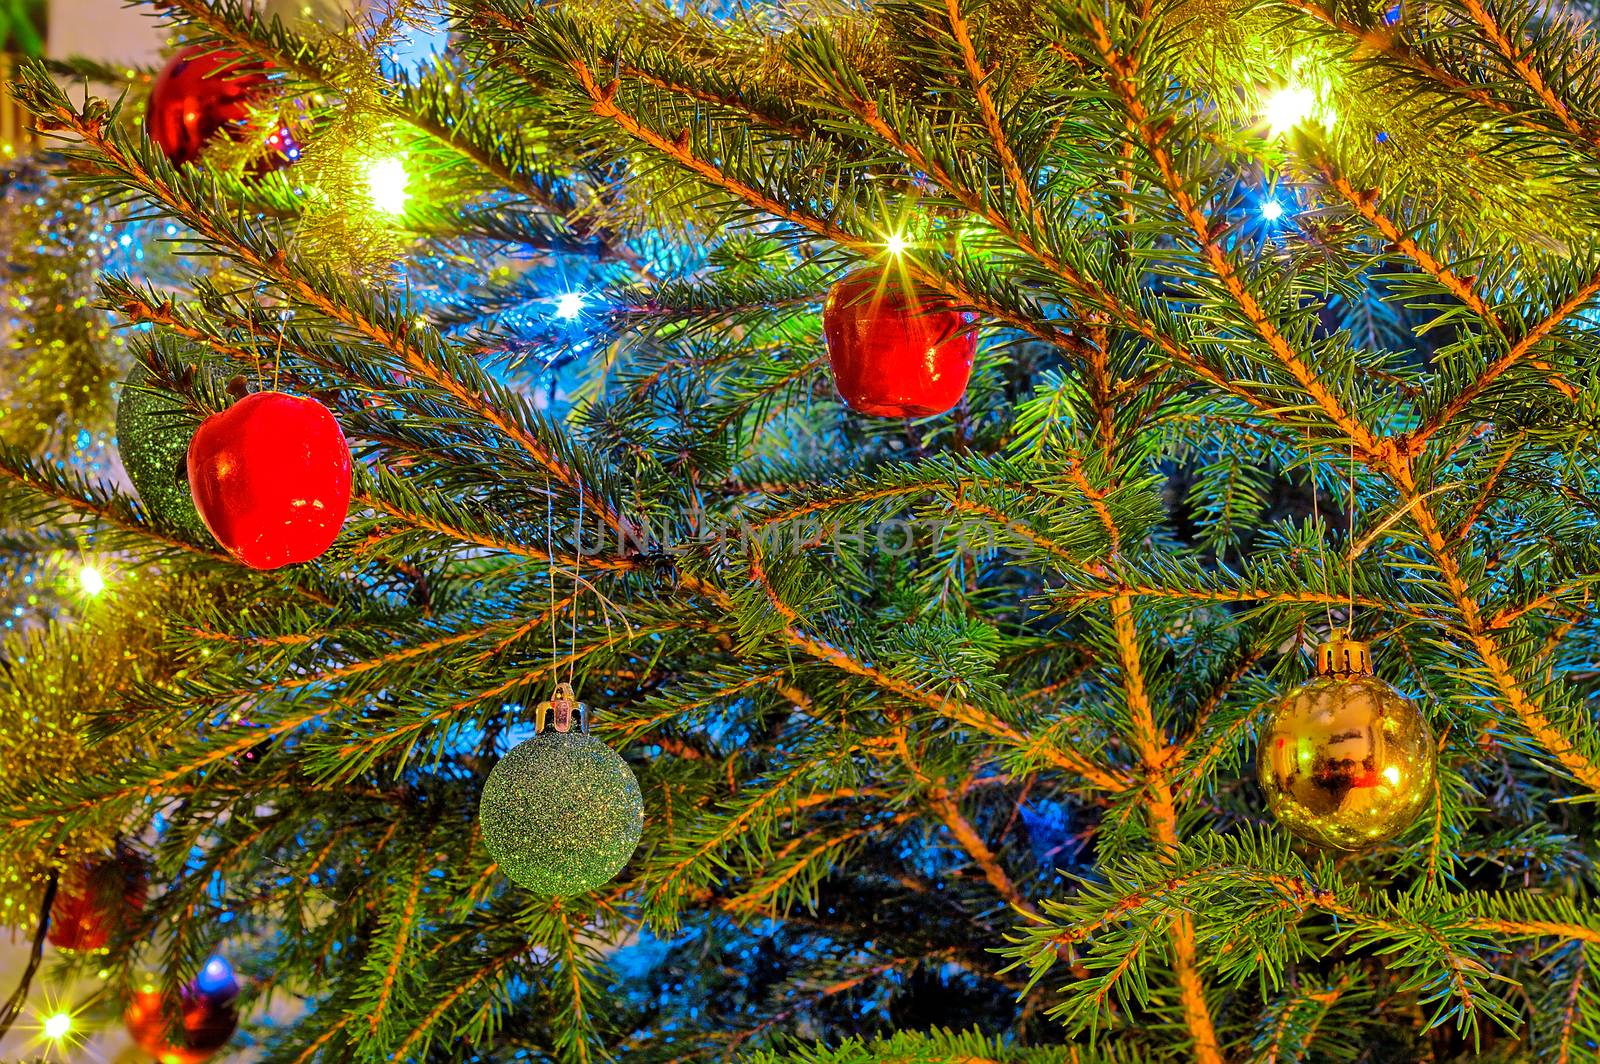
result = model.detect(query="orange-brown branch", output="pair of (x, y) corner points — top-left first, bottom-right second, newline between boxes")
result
(1111, 593), (1224, 1064)
(1090, 16), (1380, 459)
(942, 0), (1040, 228)
(1393, 473), (1600, 789)
(732, 551), (1129, 790)
(567, 59), (1098, 365)
(1411, 268), (1600, 447)
(1458, 0), (1583, 134)
(928, 788), (1034, 913)
(1455, 435), (1524, 541)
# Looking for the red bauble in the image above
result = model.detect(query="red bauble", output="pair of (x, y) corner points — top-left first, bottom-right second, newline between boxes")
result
(187, 392), (352, 570)
(124, 978), (238, 1064)
(48, 851), (148, 953)
(822, 268), (977, 418)
(147, 44), (298, 170)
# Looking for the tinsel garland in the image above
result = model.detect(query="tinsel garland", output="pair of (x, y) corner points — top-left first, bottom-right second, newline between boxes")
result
(0, 155), (122, 456)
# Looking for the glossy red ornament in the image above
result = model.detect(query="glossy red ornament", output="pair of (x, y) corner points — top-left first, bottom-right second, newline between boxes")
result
(187, 392), (352, 570)
(124, 961), (239, 1064)
(147, 44), (299, 171)
(822, 267), (977, 418)
(48, 851), (148, 952)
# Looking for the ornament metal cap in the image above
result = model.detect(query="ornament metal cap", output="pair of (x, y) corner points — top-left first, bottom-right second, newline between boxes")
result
(534, 682), (589, 735)
(1316, 629), (1373, 677)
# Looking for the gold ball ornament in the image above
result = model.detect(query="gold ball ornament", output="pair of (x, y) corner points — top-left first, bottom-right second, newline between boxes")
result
(1257, 633), (1437, 850)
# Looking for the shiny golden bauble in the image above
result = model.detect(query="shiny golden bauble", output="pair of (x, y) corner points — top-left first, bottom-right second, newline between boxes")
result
(1257, 633), (1437, 851)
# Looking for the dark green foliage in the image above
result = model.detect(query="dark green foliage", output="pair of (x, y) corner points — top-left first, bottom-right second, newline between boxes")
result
(3, 0), (1600, 1059)
(741, 1028), (1129, 1062)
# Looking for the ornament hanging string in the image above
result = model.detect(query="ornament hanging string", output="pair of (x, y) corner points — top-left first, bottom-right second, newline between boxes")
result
(263, 223), (309, 395)
(272, 230), (306, 394)
(273, 309), (285, 394)
(1347, 444), (1356, 632)
(540, 471), (631, 713)
(571, 474), (583, 687)
(547, 478), (558, 683)
(1307, 426), (1335, 635)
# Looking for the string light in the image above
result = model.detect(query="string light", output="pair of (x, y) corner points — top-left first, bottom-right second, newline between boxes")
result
(555, 292), (585, 320)
(195, 955), (237, 995)
(263, 125), (301, 164)
(364, 156), (410, 215)
(77, 564), (105, 597)
(884, 233), (908, 256)
(29, 997), (86, 1055)
(1263, 85), (1319, 134)
(1261, 199), (1285, 221)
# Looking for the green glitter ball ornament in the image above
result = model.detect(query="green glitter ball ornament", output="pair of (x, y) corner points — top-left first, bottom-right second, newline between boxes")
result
(478, 685), (644, 896)
(116, 363), (210, 541)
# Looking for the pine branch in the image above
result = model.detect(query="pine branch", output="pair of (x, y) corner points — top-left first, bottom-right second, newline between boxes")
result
(15, 67), (636, 542)
(1087, 13), (1381, 459)
(1408, 266), (1600, 447)
(513, 30), (1103, 366)
(926, 785), (1033, 914)
(1107, 592), (1224, 1064)
(939, 0), (1042, 229)
(732, 546), (1127, 790)
(1401, 485), (1600, 789)
(1456, 0), (1585, 134)
(1277, 0), (1600, 150)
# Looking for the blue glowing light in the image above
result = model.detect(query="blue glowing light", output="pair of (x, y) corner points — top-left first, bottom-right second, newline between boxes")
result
(195, 955), (237, 996)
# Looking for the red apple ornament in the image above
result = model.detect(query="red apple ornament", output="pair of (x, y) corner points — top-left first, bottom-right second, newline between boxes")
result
(48, 851), (148, 953)
(147, 44), (299, 171)
(188, 392), (352, 570)
(822, 268), (977, 418)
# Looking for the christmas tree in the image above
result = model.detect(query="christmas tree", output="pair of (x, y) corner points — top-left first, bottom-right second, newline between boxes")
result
(2, 0), (1599, 1059)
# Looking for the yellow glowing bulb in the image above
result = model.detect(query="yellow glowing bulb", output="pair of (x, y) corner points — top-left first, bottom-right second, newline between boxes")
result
(1263, 84), (1319, 134)
(365, 156), (410, 216)
(884, 233), (908, 256)
(42, 1012), (71, 1040)
(1382, 765), (1401, 785)
(77, 565), (105, 597)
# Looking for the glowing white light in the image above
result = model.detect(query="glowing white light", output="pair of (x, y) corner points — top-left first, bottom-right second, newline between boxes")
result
(1261, 200), (1285, 221)
(884, 233), (908, 256)
(365, 156), (410, 216)
(1263, 85), (1321, 135)
(42, 1012), (71, 1040)
(77, 565), (105, 597)
(555, 293), (585, 320)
